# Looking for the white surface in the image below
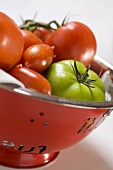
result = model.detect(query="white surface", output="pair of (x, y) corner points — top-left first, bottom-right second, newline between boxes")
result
(0, 69), (24, 88)
(0, 0), (113, 170)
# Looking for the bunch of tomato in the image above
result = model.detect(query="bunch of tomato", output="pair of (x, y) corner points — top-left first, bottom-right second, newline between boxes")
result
(0, 11), (106, 102)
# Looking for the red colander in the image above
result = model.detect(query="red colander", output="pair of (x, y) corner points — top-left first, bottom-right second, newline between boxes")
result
(0, 55), (113, 168)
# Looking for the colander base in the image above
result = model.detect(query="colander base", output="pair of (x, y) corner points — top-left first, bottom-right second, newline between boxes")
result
(0, 146), (59, 168)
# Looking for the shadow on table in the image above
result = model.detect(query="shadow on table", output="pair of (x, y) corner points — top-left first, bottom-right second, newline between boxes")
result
(42, 138), (113, 170)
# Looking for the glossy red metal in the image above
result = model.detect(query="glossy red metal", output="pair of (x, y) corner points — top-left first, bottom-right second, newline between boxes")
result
(0, 146), (59, 168)
(0, 56), (112, 168)
(0, 87), (111, 168)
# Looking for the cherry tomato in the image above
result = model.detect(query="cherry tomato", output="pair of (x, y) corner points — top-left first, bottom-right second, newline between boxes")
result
(9, 67), (52, 95)
(34, 27), (54, 41)
(22, 44), (54, 73)
(0, 12), (24, 71)
(45, 60), (105, 101)
(21, 29), (43, 51)
(44, 22), (97, 66)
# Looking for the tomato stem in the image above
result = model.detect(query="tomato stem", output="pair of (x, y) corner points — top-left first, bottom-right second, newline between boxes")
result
(61, 12), (71, 25)
(51, 46), (55, 50)
(20, 20), (60, 32)
(70, 60), (97, 88)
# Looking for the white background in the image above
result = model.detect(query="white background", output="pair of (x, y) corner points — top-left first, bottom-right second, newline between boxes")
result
(0, 0), (113, 170)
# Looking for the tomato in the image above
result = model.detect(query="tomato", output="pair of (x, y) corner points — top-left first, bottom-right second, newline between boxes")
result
(21, 29), (43, 51)
(44, 60), (106, 102)
(9, 67), (52, 95)
(22, 44), (54, 73)
(44, 22), (97, 66)
(0, 12), (24, 71)
(33, 27), (54, 41)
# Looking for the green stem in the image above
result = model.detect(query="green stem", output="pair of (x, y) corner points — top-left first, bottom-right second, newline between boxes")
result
(70, 60), (97, 88)
(20, 20), (60, 32)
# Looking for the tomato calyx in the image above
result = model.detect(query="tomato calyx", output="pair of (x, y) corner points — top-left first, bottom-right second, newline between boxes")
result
(20, 19), (60, 32)
(70, 60), (97, 88)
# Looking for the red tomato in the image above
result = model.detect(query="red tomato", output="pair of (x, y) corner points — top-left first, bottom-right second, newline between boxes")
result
(34, 27), (54, 41)
(21, 29), (43, 51)
(9, 67), (52, 95)
(44, 22), (97, 66)
(0, 12), (24, 71)
(22, 44), (54, 73)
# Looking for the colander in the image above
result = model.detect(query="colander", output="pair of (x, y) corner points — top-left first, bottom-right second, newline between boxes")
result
(0, 55), (113, 168)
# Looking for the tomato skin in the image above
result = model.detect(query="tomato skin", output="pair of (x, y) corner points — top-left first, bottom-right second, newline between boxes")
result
(9, 67), (52, 95)
(21, 29), (43, 51)
(0, 12), (24, 71)
(22, 44), (54, 73)
(34, 27), (54, 41)
(44, 60), (105, 102)
(44, 22), (97, 66)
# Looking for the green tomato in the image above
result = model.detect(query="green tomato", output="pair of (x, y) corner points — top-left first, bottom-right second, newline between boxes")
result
(44, 60), (106, 102)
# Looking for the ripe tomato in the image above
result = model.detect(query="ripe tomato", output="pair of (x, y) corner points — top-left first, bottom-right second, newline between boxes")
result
(44, 60), (105, 102)
(21, 29), (43, 51)
(0, 12), (24, 71)
(9, 67), (52, 95)
(22, 44), (54, 73)
(44, 22), (97, 66)
(33, 27), (54, 41)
